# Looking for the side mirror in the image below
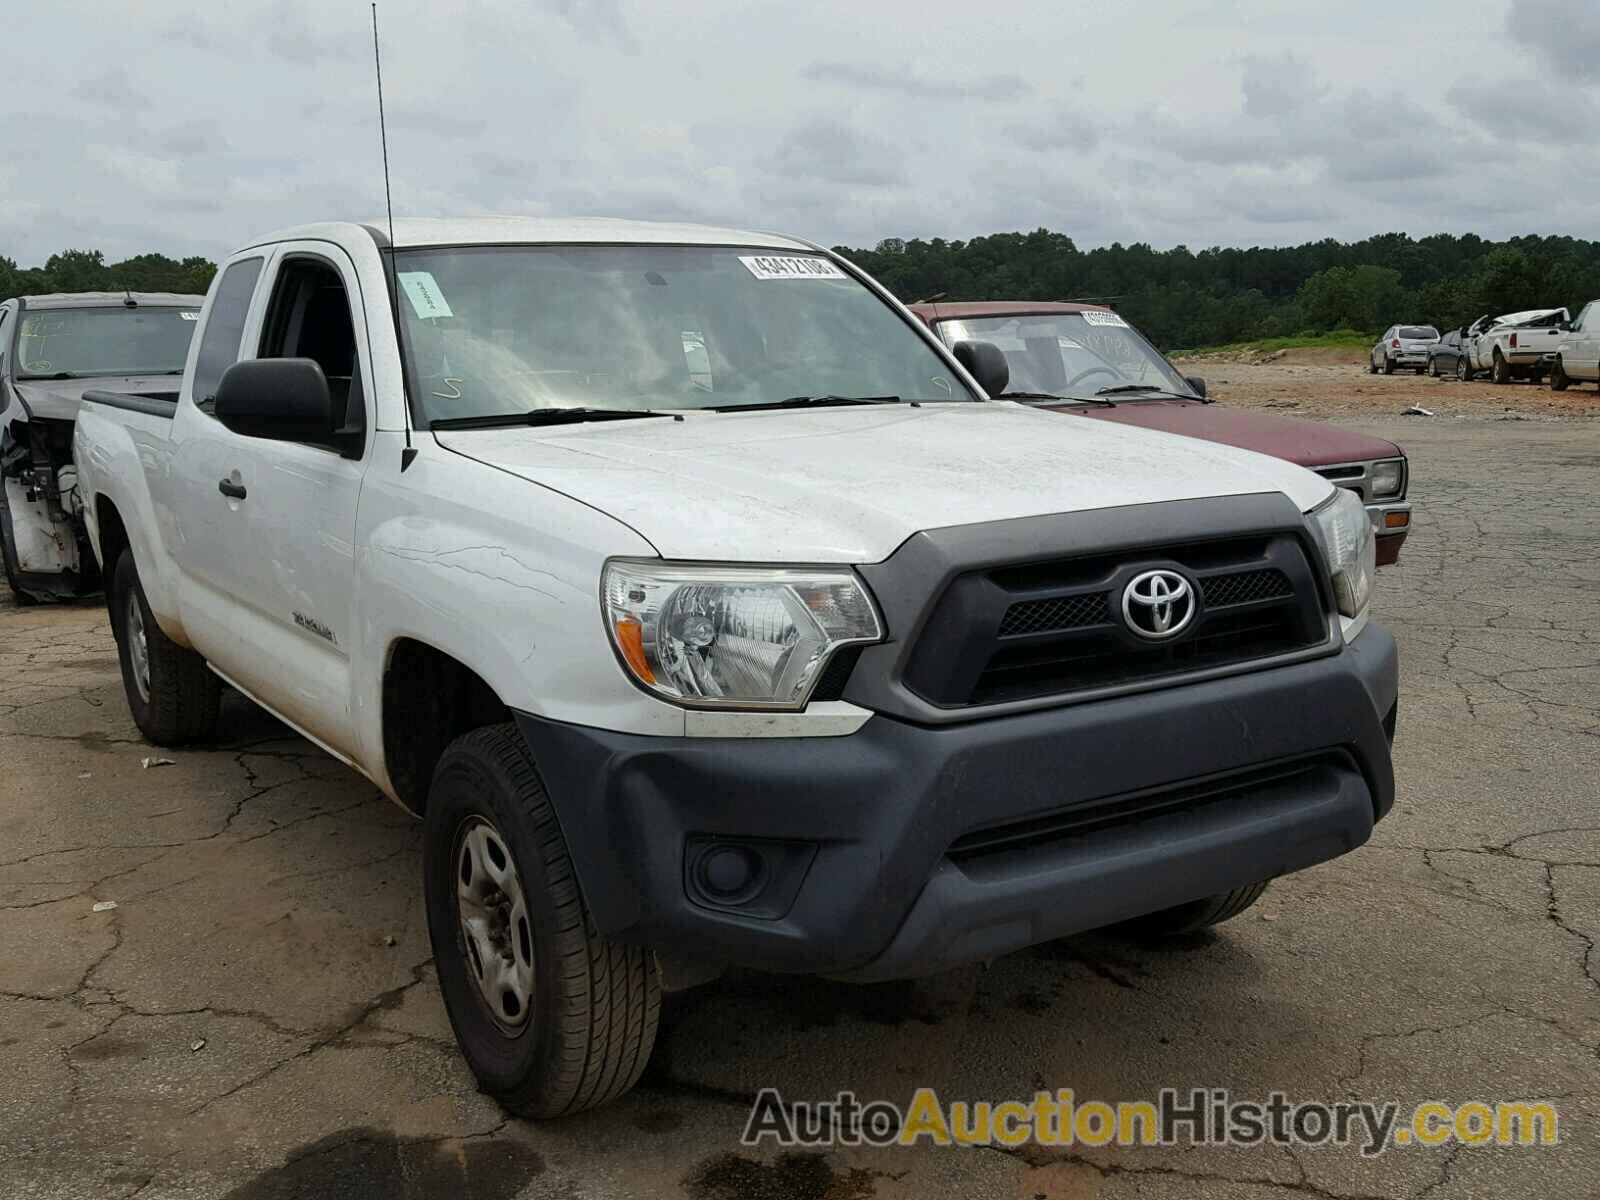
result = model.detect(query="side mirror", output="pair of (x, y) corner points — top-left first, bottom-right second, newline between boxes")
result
(214, 358), (344, 452)
(951, 339), (1010, 397)
(1184, 375), (1208, 399)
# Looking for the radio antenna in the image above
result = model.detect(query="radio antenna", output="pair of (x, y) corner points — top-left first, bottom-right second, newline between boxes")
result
(370, 3), (415, 467)
(371, 3), (396, 249)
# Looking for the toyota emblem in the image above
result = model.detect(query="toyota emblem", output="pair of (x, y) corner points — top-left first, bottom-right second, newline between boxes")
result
(1121, 569), (1196, 640)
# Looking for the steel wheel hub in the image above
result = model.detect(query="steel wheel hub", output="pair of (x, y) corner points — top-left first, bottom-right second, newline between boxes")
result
(454, 816), (535, 1035)
(126, 593), (151, 704)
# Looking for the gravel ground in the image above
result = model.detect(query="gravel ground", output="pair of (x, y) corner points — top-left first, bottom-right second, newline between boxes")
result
(2, 391), (1597, 1198)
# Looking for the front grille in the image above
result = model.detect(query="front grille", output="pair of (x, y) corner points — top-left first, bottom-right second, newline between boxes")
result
(997, 592), (1111, 637)
(901, 533), (1328, 708)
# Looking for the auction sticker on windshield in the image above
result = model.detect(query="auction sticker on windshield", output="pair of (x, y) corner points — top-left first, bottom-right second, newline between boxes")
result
(739, 255), (847, 281)
(398, 271), (455, 320)
(1082, 310), (1129, 327)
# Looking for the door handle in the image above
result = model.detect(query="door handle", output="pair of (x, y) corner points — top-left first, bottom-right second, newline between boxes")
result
(218, 479), (247, 500)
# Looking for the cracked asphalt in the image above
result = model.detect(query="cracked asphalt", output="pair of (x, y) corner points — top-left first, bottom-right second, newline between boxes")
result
(3, 413), (1598, 1199)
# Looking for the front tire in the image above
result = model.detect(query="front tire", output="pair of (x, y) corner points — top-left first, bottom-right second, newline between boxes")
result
(1491, 351), (1511, 385)
(1428, 357), (1440, 377)
(1457, 357), (1471, 382)
(423, 724), (660, 1118)
(1115, 881), (1271, 937)
(111, 550), (221, 745)
(1551, 360), (1570, 391)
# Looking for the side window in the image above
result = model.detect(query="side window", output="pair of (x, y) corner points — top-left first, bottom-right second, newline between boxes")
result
(192, 257), (265, 410)
(256, 256), (365, 449)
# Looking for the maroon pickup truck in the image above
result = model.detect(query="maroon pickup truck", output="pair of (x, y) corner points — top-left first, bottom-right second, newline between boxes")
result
(911, 302), (1411, 565)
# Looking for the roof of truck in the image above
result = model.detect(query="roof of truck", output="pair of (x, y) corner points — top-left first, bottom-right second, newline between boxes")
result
(907, 301), (1107, 320)
(12, 292), (204, 309)
(243, 217), (818, 254)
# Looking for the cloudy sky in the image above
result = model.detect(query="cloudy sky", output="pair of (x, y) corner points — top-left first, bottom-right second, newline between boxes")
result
(2, 0), (1596, 265)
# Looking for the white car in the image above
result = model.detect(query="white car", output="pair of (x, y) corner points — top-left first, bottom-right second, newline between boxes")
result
(1551, 300), (1600, 391)
(72, 217), (1399, 1116)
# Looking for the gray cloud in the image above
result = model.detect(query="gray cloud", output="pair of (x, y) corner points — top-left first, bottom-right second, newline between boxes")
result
(1508, 0), (1600, 81)
(803, 60), (1032, 103)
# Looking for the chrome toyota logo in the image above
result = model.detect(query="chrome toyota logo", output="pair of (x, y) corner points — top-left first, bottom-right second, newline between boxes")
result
(1121, 569), (1196, 640)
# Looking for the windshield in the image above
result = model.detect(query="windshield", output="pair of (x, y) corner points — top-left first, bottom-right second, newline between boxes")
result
(392, 245), (969, 421)
(931, 312), (1195, 402)
(15, 306), (199, 379)
(1398, 326), (1438, 340)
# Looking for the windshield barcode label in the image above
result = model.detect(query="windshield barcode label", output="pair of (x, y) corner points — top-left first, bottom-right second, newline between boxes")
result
(1081, 310), (1128, 327)
(739, 255), (847, 281)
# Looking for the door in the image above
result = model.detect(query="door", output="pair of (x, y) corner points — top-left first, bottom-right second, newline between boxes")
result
(1576, 303), (1600, 381)
(173, 244), (372, 756)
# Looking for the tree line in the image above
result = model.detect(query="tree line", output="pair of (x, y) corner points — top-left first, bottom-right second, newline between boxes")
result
(8, 232), (1599, 353)
(0, 249), (216, 303)
(835, 231), (1600, 350)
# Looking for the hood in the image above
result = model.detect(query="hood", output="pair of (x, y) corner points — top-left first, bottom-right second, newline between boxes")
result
(10, 375), (179, 422)
(1054, 400), (1400, 468)
(434, 402), (1335, 563)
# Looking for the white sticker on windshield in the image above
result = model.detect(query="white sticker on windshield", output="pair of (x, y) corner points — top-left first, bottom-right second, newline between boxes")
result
(739, 255), (847, 281)
(1081, 310), (1128, 327)
(398, 271), (455, 320)
(179, 311), (199, 321)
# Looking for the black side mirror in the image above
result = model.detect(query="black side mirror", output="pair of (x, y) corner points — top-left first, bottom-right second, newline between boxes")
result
(951, 339), (1009, 397)
(214, 358), (349, 455)
(1185, 375), (1208, 399)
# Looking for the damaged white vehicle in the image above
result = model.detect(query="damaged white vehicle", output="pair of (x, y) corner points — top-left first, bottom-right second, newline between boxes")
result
(0, 292), (203, 602)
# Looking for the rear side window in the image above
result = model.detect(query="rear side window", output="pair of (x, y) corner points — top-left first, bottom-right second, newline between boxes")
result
(191, 257), (264, 409)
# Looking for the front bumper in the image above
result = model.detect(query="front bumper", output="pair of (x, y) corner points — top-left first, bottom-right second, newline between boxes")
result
(517, 624), (1399, 981)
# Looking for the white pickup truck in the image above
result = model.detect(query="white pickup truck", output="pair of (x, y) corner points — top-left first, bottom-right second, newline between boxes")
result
(1466, 307), (1569, 384)
(73, 218), (1399, 1117)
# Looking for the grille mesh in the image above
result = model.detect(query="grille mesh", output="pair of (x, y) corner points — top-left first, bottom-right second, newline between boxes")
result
(1201, 569), (1292, 608)
(998, 592), (1112, 637)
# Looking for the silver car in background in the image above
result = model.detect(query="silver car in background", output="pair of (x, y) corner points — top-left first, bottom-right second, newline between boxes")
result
(1369, 324), (1439, 375)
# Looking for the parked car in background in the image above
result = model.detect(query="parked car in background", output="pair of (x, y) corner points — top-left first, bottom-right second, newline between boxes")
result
(910, 302), (1412, 565)
(1368, 325), (1438, 375)
(73, 219), (1399, 1116)
(1551, 300), (1600, 392)
(0, 291), (203, 603)
(1426, 328), (1468, 378)
(1467, 308), (1567, 384)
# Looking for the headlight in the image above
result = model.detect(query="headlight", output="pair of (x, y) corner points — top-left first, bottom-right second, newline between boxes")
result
(602, 561), (883, 709)
(1308, 488), (1376, 618)
(1369, 459), (1404, 499)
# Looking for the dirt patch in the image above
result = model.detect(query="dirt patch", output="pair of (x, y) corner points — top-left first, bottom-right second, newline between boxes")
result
(1174, 359), (1600, 421)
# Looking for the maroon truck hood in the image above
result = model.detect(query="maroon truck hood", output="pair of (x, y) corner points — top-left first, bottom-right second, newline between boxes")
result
(1056, 400), (1399, 467)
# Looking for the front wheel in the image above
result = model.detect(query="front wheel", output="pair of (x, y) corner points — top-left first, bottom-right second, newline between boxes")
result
(1491, 352), (1511, 385)
(1457, 357), (1472, 382)
(1114, 881), (1271, 937)
(111, 550), (221, 745)
(1551, 360), (1570, 391)
(1428, 357), (1440, 377)
(423, 724), (660, 1118)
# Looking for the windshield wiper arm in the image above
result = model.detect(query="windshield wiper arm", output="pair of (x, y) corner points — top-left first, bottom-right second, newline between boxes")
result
(1093, 384), (1187, 398)
(709, 394), (901, 413)
(17, 371), (79, 381)
(998, 390), (1116, 408)
(431, 407), (669, 431)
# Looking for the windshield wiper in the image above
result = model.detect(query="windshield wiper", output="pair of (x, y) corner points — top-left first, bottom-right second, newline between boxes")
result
(1093, 384), (1189, 399)
(709, 394), (901, 413)
(431, 407), (669, 431)
(998, 390), (1117, 408)
(16, 371), (80, 381)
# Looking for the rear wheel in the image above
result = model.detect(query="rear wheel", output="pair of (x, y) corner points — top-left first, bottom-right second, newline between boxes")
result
(1382, 356), (1395, 375)
(1552, 359), (1570, 391)
(111, 550), (221, 745)
(1414, 365), (1426, 375)
(1115, 881), (1271, 937)
(423, 724), (660, 1118)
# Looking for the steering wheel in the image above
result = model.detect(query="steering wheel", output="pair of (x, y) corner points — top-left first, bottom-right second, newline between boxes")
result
(1064, 366), (1122, 389)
